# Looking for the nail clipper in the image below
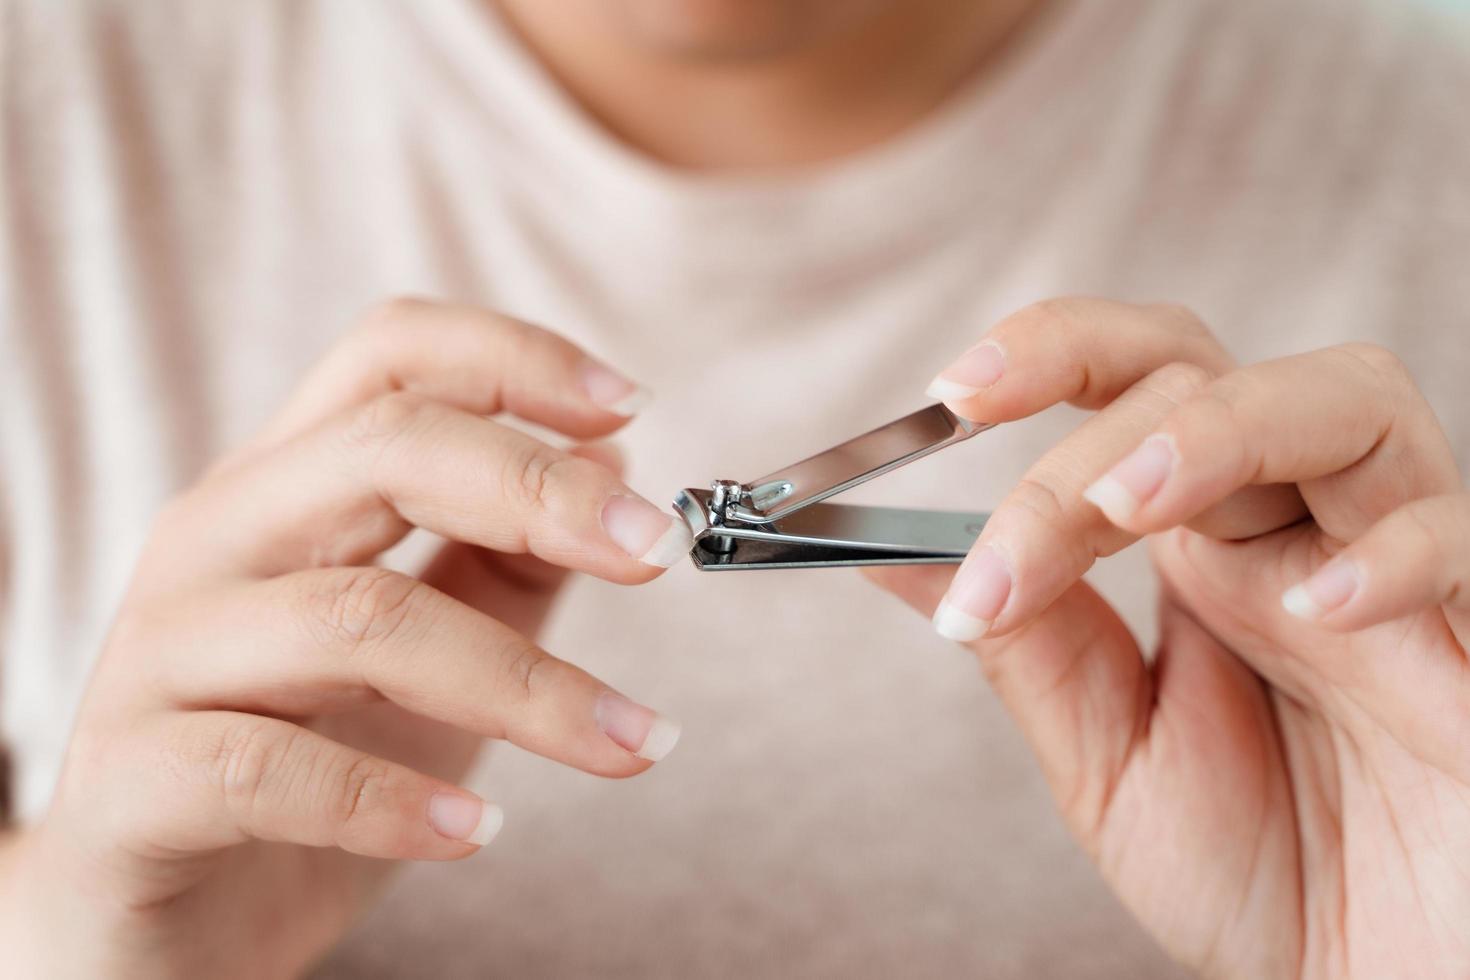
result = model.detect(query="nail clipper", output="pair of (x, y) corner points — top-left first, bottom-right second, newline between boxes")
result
(673, 404), (993, 570)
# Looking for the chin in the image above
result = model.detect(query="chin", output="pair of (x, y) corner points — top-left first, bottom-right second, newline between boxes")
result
(607, 0), (893, 60)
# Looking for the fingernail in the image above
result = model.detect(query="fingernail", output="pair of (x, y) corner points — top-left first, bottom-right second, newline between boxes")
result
(925, 341), (1006, 402)
(601, 495), (691, 567)
(596, 692), (682, 762)
(428, 792), (504, 847)
(1082, 434), (1176, 524)
(933, 544), (1013, 642)
(1282, 558), (1360, 620)
(580, 359), (652, 417)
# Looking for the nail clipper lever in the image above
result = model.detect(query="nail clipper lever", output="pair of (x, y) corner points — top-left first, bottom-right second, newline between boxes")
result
(673, 403), (994, 571)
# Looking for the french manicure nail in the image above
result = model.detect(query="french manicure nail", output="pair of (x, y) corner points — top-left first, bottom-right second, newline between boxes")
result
(933, 544), (1013, 642)
(1082, 434), (1176, 524)
(581, 359), (652, 417)
(428, 792), (504, 847)
(925, 341), (1006, 402)
(1281, 558), (1360, 620)
(602, 495), (691, 567)
(596, 692), (682, 762)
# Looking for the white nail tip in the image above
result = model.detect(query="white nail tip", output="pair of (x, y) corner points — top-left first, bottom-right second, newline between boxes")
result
(605, 386), (653, 417)
(1281, 585), (1323, 621)
(639, 517), (692, 568)
(636, 716), (682, 762)
(924, 378), (983, 402)
(468, 804), (505, 847)
(932, 601), (990, 643)
(1082, 476), (1140, 524)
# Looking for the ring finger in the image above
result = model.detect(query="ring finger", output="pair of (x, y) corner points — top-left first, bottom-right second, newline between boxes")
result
(129, 567), (682, 777)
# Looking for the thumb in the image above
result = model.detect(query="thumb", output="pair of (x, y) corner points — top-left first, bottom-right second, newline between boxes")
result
(864, 564), (1151, 843)
(1146, 526), (1321, 653)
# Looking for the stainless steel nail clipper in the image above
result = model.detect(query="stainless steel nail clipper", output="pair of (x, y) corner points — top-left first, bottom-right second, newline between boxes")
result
(673, 404), (994, 571)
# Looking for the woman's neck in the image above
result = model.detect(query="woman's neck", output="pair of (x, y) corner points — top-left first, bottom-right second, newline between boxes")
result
(492, 0), (1047, 172)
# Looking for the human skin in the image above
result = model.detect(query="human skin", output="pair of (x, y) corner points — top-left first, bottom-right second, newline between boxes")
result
(0, 3), (1053, 974)
(492, 0), (1045, 169)
(5, 4), (1466, 977)
(871, 298), (1470, 978)
(0, 300), (691, 977)
(490, 5), (1470, 974)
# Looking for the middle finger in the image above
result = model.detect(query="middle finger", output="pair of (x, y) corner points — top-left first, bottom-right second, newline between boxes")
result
(934, 361), (1224, 640)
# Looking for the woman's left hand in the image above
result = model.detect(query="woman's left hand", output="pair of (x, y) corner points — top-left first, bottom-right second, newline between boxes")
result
(868, 298), (1470, 979)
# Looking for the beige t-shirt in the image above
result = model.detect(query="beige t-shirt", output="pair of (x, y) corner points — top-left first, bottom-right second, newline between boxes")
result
(3, 0), (1468, 976)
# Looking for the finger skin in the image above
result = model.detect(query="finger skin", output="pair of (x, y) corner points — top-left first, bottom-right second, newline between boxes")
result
(865, 564), (1150, 840)
(927, 298), (1235, 424)
(1148, 523), (1470, 788)
(250, 297), (643, 451)
(146, 393), (687, 587)
(1281, 492), (1470, 631)
(929, 337), (1299, 643)
(85, 712), (498, 860)
(421, 541), (566, 637)
(926, 298), (1230, 642)
(941, 362), (1208, 639)
(418, 444), (627, 636)
(1085, 344), (1461, 542)
(133, 569), (671, 778)
(864, 561), (1303, 979)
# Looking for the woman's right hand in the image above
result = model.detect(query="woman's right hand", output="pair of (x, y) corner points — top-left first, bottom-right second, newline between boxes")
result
(0, 299), (689, 978)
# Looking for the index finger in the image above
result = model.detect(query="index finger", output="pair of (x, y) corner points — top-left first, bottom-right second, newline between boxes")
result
(247, 297), (649, 452)
(1083, 344), (1462, 542)
(921, 300), (1289, 642)
(925, 298), (1236, 423)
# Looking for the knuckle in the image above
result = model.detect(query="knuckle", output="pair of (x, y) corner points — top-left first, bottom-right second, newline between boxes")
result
(198, 716), (296, 818)
(1188, 370), (1253, 421)
(328, 753), (392, 834)
(1008, 470), (1113, 564)
(1180, 375), (1267, 479)
(314, 567), (425, 651)
(359, 294), (434, 332)
(1010, 296), (1087, 335)
(345, 390), (436, 454)
(497, 314), (543, 356)
(500, 316), (582, 376)
(503, 442), (581, 512)
(491, 316), (560, 379)
(1335, 341), (1405, 375)
(1148, 302), (1209, 338)
(497, 637), (553, 704)
(1144, 361), (1214, 402)
(1333, 342), (1414, 393)
(1009, 474), (1070, 530)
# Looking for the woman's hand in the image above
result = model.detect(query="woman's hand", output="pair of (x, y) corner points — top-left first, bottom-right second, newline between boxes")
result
(870, 299), (1470, 979)
(0, 299), (689, 978)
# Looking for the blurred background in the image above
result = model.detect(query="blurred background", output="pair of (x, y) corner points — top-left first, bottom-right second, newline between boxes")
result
(2, 1), (1468, 977)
